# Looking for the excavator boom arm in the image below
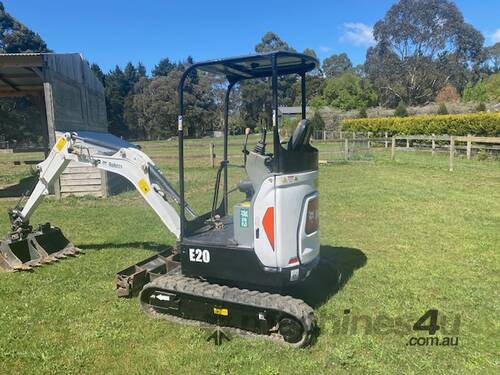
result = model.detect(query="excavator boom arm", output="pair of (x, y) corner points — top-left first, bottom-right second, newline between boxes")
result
(13, 132), (188, 240)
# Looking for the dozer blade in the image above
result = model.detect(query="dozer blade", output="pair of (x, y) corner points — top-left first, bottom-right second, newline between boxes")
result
(0, 223), (81, 272)
(115, 247), (179, 298)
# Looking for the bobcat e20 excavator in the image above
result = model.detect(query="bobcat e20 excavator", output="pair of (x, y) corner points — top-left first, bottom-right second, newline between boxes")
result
(0, 52), (321, 347)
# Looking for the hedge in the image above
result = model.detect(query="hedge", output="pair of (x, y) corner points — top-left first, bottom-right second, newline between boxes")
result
(341, 112), (500, 136)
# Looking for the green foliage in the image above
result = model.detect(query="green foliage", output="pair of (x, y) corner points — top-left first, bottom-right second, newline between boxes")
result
(152, 58), (175, 77)
(484, 42), (500, 73)
(342, 112), (500, 136)
(462, 81), (487, 102)
(310, 111), (325, 130)
(322, 53), (352, 77)
(0, 1), (50, 144)
(437, 103), (448, 115)
(366, 0), (484, 106)
(484, 72), (500, 101)
(126, 70), (217, 140)
(309, 95), (326, 108)
(240, 32), (297, 129)
(320, 72), (377, 110)
(476, 102), (486, 112)
(0, 2), (50, 53)
(359, 107), (368, 118)
(394, 101), (408, 117)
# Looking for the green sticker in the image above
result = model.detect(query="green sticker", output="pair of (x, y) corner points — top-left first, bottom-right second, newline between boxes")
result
(240, 208), (249, 228)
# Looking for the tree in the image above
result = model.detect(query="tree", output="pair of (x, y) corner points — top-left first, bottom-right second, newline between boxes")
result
(90, 63), (106, 86)
(322, 53), (352, 77)
(310, 111), (325, 131)
(0, 1), (50, 145)
(240, 32), (296, 129)
(320, 72), (378, 110)
(435, 83), (460, 103)
(462, 81), (486, 102)
(127, 70), (217, 140)
(365, 0), (484, 106)
(484, 42), (500, 73)
(152, 58), (175, 77)
(484, 73), (500, 101)
(255, 32), (294, 53)
(291, 75), (323, 106)
(0, 2), (50, 53)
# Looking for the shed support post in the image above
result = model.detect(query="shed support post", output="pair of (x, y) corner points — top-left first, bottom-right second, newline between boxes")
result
(43, 82), (61, 198)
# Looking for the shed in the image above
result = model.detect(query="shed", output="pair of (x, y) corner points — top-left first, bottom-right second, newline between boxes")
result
(0, 53), (124, 197)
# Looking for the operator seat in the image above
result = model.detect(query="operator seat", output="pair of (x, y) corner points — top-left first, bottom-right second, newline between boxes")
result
(288, 119), (312, 151)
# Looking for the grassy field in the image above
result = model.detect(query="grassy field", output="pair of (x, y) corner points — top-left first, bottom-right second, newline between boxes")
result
(0, 140), (499, 374)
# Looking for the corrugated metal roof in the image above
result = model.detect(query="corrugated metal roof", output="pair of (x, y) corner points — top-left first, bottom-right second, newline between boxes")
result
(0, 53), (102, 96)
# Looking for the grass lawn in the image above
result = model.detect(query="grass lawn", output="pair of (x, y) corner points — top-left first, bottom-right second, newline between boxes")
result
(0, 141), (499, 374)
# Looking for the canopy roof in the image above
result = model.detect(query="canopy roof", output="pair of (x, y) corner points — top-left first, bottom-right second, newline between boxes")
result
(193, 51), (319, 82)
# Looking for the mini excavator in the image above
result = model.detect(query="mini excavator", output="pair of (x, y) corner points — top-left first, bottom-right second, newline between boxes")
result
(1, 52), (321, 347)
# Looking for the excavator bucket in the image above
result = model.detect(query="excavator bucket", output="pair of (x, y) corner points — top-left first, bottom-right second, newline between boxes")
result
(0, 223), (81, 272)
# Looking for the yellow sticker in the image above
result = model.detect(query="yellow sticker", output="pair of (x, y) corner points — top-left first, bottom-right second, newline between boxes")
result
(241, 201), (251, 207)
(138, 178), (150, 194)
(213, 307), (229, 316)
(54, 137), (67, 152)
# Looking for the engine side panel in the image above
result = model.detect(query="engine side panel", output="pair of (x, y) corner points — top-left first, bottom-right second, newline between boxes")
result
(274, 171), (319, 269)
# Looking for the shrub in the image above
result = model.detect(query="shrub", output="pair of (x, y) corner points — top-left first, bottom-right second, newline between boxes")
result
(321, 72), (378, 110)
(341, 112), (500, 136)
(484, 73), (500, 101)
(462, 81), (487, 102)
(437, 103), (448, 115)
(394, 101), (408, 117)
(359, 107), (368, 118)
(435, 83), (460, 103)
(476, 102), (486, 112)
(310, 111), (325, 130)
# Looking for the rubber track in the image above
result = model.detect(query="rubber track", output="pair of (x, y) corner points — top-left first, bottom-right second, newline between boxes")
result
(140, 269), (316, 348)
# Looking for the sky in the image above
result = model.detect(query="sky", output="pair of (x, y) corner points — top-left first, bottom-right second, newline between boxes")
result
(3, 0), (500, 74)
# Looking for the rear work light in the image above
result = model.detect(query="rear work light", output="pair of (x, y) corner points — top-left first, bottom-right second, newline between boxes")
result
(305, 197), (319, 235)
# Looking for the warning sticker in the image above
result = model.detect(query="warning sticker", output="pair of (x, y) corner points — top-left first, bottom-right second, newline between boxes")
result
(213, 307), (229, 316)
(138, 178), (151, 194)
(54, 137), (67, 152)
(240, 208), (249, 228)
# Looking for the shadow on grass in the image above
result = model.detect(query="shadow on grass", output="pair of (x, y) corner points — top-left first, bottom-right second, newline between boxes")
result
(286, 245), (367, 309)
(0, 174), (37, 198)
(78, 242), (170, 252)
(79, 242), (366, 311)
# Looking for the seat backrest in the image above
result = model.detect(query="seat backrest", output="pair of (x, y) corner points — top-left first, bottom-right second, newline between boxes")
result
(288, 119), (312, 151)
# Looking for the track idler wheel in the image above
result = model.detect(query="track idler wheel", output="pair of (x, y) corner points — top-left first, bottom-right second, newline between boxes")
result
(278, 317), (304, 344)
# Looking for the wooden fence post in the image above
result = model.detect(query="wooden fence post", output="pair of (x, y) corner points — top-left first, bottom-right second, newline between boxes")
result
(323, 130), (326, 141)
(344, 139), (349, 161)
(432, 133), (436, 155)
(210, 143), (215, 168)
(339, 130), (343, 140)
(391, 137), (396, 160)
(385, 132), (388, 148)
(406, 138), (410, 149)
(352, 131), (356, 139)
(367, 132), (371, 148)
(449, 136), (455, 171)
(466, 134), (472, 160)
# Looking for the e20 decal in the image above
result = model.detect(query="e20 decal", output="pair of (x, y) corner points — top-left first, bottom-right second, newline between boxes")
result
(189, 248), (210, 263)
